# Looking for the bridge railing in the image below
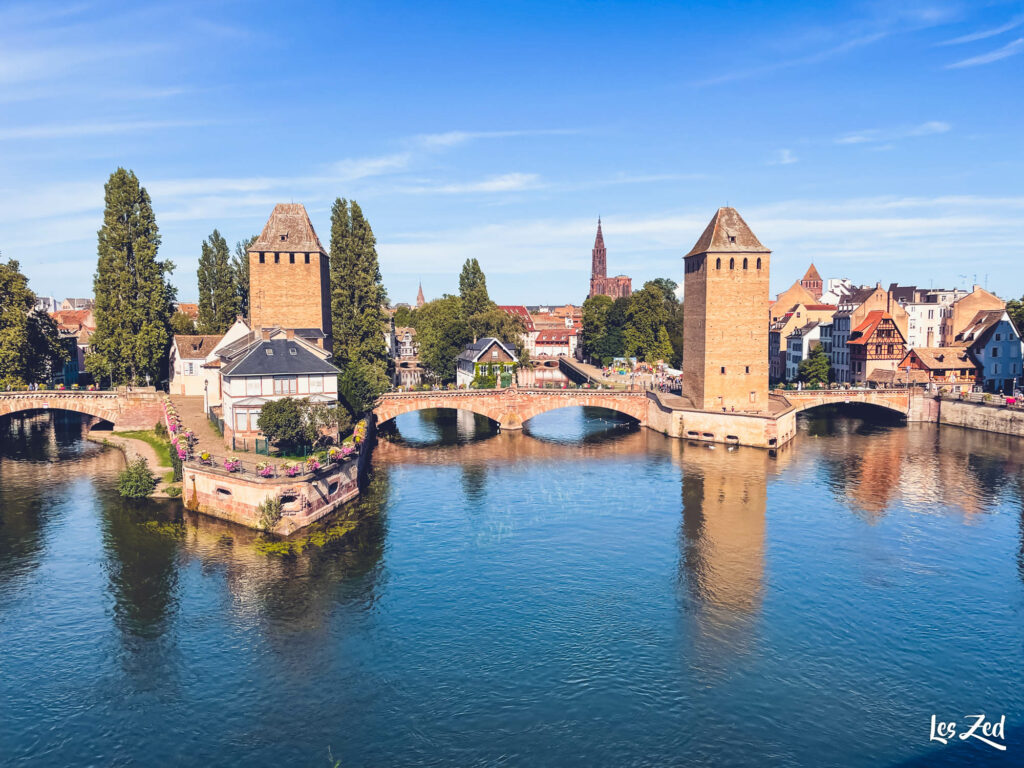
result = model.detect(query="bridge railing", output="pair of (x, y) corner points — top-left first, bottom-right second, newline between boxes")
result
(185, 449), (359, 480)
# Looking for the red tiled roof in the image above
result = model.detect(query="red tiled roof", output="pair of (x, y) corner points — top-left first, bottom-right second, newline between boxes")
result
(174, 334), (223, 358)
(175, 302), (199, 319)
(848, 310), (891, 346)
(51, 309), (94, 328)
(802, 263), (822, 282)
(535, 329), (575, 343)
(805, 304), (837, 311)
(498, 305), (535, 331)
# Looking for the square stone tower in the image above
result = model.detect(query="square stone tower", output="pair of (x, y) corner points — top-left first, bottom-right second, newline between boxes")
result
(248, 204), (332, 349)
(682, 207), (771, 412)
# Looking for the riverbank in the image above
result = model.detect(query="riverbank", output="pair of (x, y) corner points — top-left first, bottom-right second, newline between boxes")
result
(86, 428), (178, 498)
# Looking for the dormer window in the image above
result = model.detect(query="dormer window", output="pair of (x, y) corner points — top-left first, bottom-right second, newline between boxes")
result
(280, 234), (288, 242)
(266, 349), (274, 356)
(729, 235), (736, 243)
(289, 348), (297, 356)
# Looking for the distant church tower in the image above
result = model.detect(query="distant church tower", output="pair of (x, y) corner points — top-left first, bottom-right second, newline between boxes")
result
(801, 263), (823, 301)
(682, 207), (770, 412)
(416, 281), (425, 309)
(588, 218), (632, 300)
(248, 203), (332, 349)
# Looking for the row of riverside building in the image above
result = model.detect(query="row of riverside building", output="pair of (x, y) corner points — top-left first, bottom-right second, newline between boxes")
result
(770, 267), (1022, 393)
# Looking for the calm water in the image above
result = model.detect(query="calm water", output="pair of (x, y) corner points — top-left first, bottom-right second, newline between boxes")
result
(1, 407), (1023, 767)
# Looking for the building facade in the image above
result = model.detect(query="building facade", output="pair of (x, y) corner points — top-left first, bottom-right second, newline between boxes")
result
(848, 311), (907, 385)
(785, 322), (822, 382)
(248, 203), (332, 350)
(682, 207), (770, 412)
(456, 338), (519, 388)
(588, 219), (632, 299)
(954, 309), (1023, 394)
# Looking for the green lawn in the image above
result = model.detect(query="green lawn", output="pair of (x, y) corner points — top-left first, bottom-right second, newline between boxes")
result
(116, 430), (173, 469)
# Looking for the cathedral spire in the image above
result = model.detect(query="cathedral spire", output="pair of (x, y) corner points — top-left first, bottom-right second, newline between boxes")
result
(416, 281), (425, 309)
(591, 217), (607, 282)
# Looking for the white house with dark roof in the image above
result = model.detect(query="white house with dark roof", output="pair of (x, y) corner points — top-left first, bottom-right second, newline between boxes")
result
(168, 317), (251, 399)
(456, 337), (518, 388)
(213, 328), (340, 443)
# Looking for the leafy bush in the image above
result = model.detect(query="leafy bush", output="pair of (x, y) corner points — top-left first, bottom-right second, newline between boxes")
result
(258, 495), (283, 532)
(339, 361), (390, 415)
(165, 485), (182, 498)
(257, 398), (308, 451)
(117, 456), (156, 498)
(154, 420), (168, 439)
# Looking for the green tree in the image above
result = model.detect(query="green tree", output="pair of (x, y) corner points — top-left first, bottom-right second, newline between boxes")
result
(798, 343), (831, 385)
(87, 168), (176, 386)
(170, 311), (196, 335)
(117, 456), (156, 498)
(647, 278), (684, 368)
(232, 235), (255, 320)
(602, 297), (630, 364)
(623, 284), (671, 363)
(197, 229), (236, 334)
(25, 310), (68, 385)
(415, 295), (473, 383)
(0, 259), (36, 387)
(393, 305), (413, 328)
(459, 258), (491, 337)
(257, 398), (308, 452)
(580, 294), (613, 363)
(1007, 296), (1024, 337)
(339, 361), (391, 415)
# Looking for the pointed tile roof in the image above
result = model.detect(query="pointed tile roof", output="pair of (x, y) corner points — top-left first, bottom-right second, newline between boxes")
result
(802, 263), (822, 282)
(416, 281), (425, 308)
(250, 203), (325, 253)
(685, 207), (770, 258)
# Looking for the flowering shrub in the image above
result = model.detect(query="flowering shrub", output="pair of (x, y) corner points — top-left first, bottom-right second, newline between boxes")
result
(305, 457), (321, 472)
(285, 463), (300, 478)
(340, 443), (355, 458)
(177, 446), (188, 460)
(256, 462), (274, 478)
(169, 422), (178, 433)
(224, 457), (241, 473)
(199, 451), (212, 465)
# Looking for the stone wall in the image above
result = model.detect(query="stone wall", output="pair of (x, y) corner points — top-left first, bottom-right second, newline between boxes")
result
(644, 392), (796, 448)
(934, 398), (1024, 437)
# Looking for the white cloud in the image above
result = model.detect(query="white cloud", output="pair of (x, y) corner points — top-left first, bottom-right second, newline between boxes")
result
(768, 148), (799, 165)
(400, 172), (543, 195)
(413, 129), (579, 149)
(836, 120), (950, 144)
(946, 37), (1024, 68)
(938, 15), (1024, 45)
(329, 152), (413, 181)
(0, 119), (212, 141)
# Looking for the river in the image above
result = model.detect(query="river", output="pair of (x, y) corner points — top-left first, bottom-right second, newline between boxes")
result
(1, 407), (1023, 767)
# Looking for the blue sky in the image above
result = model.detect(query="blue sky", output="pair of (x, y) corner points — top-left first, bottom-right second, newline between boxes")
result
(2, 0), (1022, 305)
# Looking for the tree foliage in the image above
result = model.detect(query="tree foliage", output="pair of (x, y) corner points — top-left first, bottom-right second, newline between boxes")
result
(580, 294), (613, 364)
(414, 295), (473, 383)
(393, 305), (414, 328)
(232, 235), (256, 321)
(87, 168), (176, 386)
(170, 311), (196, 335)
(623, 283), (672, 363)
(117, 456), (156, 498)
(257, 397), (351, 451)
(798, 343), (831, 385)
(339, 361), (390, 416)
(0, 260), (67, 387)
(1007, 296), (1024, 338)
(197, 229), (236, 334)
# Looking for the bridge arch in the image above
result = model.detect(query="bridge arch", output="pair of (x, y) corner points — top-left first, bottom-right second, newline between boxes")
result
(374, 400), (503, 427)
(796, 400), (908, 418)
(0, 394), (121, 426)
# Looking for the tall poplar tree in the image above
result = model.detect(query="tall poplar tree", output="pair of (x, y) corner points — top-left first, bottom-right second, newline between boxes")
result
(197, 229), (236, 334)
(232, 235), (255, 321)
(87, 168), (175, 386)
(330, 198), (390, 412)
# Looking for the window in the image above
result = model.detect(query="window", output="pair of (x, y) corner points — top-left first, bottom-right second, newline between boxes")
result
(992, 348), (999, 357)
(729, 258), (735, 269)
(309, 376), (323, 393)
(745, 366), (750, 374)
(274, 377), (298, 394)
(721, 366), (726, 374)
(280, 234), (288, 242)
(756, 257), (762, 269)
(184, 362), (195, 376)
(274, 254), (280, 264)
(265, 348), (274, 356)
(743, 258), (748, 269)
(289, 253), (295, 264)
(246, 378), (261, 396)
(289, 348), (297, 355)
(305, 253), (310, 264)
(995, 333), (1001, 341)
(492, 349), (498, 358)
(235, 411), (247, 432)
(259, 253), (265, 264)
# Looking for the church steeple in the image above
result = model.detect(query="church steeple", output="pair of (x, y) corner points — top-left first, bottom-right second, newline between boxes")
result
(416, 281), (425, 309)
(591, 217), (607, 282)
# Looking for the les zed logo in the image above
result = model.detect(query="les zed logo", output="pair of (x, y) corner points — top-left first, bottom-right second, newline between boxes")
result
(930, 714), (1007, 751)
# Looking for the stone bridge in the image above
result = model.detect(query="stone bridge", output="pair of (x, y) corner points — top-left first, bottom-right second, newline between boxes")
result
(772, 388), (913, 416)
(374, 387), (649, 430)
(0, 389), (165, 431)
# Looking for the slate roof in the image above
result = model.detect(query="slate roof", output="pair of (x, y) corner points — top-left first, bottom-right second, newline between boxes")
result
(685, 207), (770, 258)
(954, 310), (1012, 347)
(250, 203), (326, 254)
(220, 338), (340, 377)
(457, 337), (518, 363)
(174, 334), (223, 358)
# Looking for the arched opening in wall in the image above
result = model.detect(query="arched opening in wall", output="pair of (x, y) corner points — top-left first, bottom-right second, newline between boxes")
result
(797, 401), (907, 438)
(716, 258), (721, 270)
(757, 258), (762, 269)
(729, 258), (735, 270)
(742, 258), (748, 270)
(522, 405), (640, 445)
(0, 408), (115, 462)
(380, 407), (500, 447)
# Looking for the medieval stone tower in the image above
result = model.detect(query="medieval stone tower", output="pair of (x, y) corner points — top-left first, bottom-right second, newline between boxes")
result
(682, 207), (770, 412)
(248, 203), (332, 349)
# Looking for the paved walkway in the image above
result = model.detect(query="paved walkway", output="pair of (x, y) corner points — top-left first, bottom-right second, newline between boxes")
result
(168, 394), (262, 457)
